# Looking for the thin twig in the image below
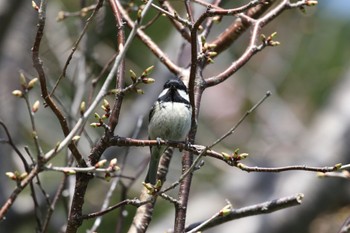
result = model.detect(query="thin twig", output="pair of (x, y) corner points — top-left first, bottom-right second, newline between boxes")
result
(32, 0), (86, 167)
(210, 91), (271, 148)
(82, 198), (151, 219)
(192, 0), (224, 10)
(210, 0), (276, 55)
(160, 148), (207, 194)
(88, 117), (143, 232)
(201, 0), (222, 38)
(41, 0), (147, 162)
(41, 174), (69, 233)
(158, 0), (191, 41)
(22, 94), (44, 158)
(56, 3), (99, 21)
(66, 1), (156, 231)
(150, 3), (192, 28)
(318, 171), (350, 180)
(237, 162), (338, 173)
(50, 0), (104, 96)
(185, 0), (194, 24)
(338, 216), (350, 233)
(0, 164), (40, 219)
(0, 121), (29, 170)
(139, 11), (162, 30)
(206, 0), (312, 86)
(116, 1), (183, 76)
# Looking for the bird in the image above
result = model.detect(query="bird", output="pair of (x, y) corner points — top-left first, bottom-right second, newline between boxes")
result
(145, 78), (192, 185)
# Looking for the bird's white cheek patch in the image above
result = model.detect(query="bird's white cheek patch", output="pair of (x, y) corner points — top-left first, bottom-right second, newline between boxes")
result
(177, 89), (190, 102)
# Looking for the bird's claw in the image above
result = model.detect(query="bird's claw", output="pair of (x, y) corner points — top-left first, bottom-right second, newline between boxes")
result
(156, 137), (162, 148)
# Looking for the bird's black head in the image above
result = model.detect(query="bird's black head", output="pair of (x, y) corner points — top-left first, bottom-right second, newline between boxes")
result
(157, 79), (189, 104)
(163, 79), (187, 93)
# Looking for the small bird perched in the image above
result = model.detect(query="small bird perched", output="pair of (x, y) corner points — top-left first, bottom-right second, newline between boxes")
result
(145, 79), (192, 184)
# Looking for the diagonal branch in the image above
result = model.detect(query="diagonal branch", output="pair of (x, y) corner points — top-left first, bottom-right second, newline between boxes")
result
(158, 0), (192, 42)
(32, 0), (87, 167)
(117, 1), (183, 76)
(210, 0), (276, 55)
(205, 0), (313, 87)
(185, 193), (304, 232)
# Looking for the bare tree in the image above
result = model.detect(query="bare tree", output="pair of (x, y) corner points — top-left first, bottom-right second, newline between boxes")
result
(0, 0), (349, 233)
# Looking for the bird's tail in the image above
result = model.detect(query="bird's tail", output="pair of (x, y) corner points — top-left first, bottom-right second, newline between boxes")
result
(145, 147), (162, 185)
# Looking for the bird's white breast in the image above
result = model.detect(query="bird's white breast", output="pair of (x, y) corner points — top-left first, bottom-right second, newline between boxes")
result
(148, 101), (191, 141)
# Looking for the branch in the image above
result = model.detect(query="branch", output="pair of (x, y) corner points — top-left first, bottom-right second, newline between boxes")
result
(185, 193), (304, 232)
(50, 0), (104, 96)
(210, 0), (276, 55)
(107, 0), (126, 133)
(0, 165), (40, 219)
(65, 1), (157, 232)
(150, 2), (192, 29)
(108, 135), (340, 174)
(82, 198), (150, 220)
(210, 91), (271, 148)
(0, 121), (29, 171)
(32, 0), (86, 167)
(158, 0), (191, 42)
(40, 0), (147, 164)
(338, 216), (350, 233)
(116, 1), (183, 76)
(237, 162), (339, 173)
(205, 0), (314, 86)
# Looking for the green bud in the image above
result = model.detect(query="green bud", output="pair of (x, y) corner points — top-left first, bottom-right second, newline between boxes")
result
(72, 135), (81, 142)
(221, 152), (231, 161)
(27, 78), (38, 90)
(19, 72), (27, 88)
(12, 90), (23, 97)
(108, 89), (119, 95)
(95, 159), (107, 168)
(80, 101), (86, 115)
(19, 172), (28, 180)
(129, 69), (137, 82)
(32, 100), (40, 113)
(141, 77), (155, 84)
(94, 113), (101, 119)
(142, 65), (154, 77)
(219, 205), (232, 217)
(334, 163), (342, 170)
(105, 172), (111, 182)
(5, 172), (17, 180)
(109, 158), (118, 167)
(90, 122), (100, 128)
(135, 88), (144, 95)
(239, 153), (249, 160)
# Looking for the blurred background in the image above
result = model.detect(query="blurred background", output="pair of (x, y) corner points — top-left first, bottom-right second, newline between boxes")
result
(0, 0), (350, 232)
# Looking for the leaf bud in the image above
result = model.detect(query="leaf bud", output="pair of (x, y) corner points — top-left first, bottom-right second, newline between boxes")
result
(32, 100), (40, 113)
(12, 90), (23, 97)
(80, 101), (86, 115)
(72, 135), (81, 143)
(95, 159), (107, 168)
(19, 72), (27, 89)
(27, 78), (39, 90)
